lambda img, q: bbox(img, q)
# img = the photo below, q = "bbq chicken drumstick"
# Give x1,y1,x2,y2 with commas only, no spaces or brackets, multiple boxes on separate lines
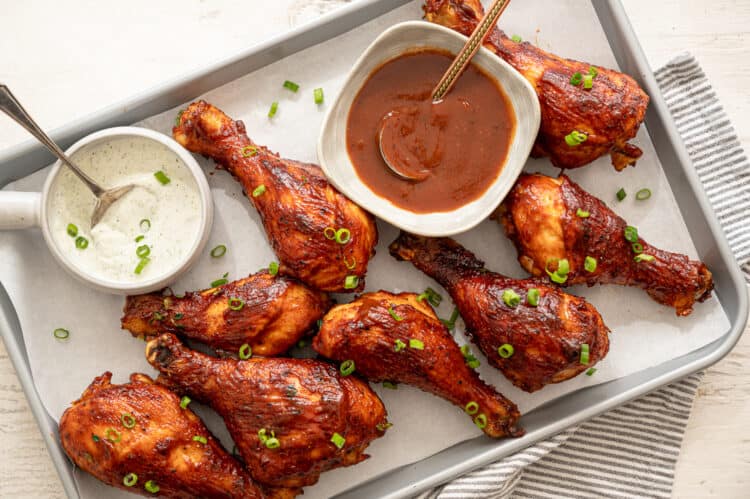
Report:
146,333,388,492
122,270,331,355
424,0,649,170
497,173,714,316
59,372,275,499
314,291,523,438
174,101,377,292
390,234,610,393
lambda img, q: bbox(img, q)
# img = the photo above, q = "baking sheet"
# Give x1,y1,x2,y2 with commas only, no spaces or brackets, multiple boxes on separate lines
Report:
0,1,731,498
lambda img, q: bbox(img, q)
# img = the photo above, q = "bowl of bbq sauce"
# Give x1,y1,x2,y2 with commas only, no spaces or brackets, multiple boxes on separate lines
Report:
318,21,540,236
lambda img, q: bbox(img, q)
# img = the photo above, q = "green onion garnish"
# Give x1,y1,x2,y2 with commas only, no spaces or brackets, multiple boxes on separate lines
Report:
121,413,136,429
441,307,460,330
584,256,597,273
105,428,121,443
416,287,443,307
239,343,252,360
123,473,138,487
313,87,324,105
335,228,351,244
586,367,597,376
343,275,359,289
393,339,406,352
211,245,227,258
464,401,479,415
192,435,207,445
564,130,588,146
636,188,652,200
624,226,639,243
634,254,655,262
265,437,280,449
511,34,522,42
343,256,357,270
576,208,590,218
376,422,393,432
583,74,593,89
388,306,403,321
545,258,570,284
616,188,627,201
135,235,145,243
175,109,184,127
144,480,160,494
283,80,300,92
632,242,644,254
66,223,78,237
409,338,425,350
502,289,521,307
460,345,480,369
589,66,599,77
140,219,151,232
383,381,398,389
242,145,258,157
323,227,336,240
136,245,150,258
180,396,191,409
268,101,279,118
526,288,540,306
330,432,346,449
134,257,151,275
340,359,355,376
258,428,269,443
154,170,171,185
53,328,70,340
580,343,590,364
228,297,245,311
268,261,279,276
174,312,183,320
92,434,99,442
474,413,488,429
211,272,229,287
570,72,583,86
75,236,88,250
498,343,515,358
252,185,267,197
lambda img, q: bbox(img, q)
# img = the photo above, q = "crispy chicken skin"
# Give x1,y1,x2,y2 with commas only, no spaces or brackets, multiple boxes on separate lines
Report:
173,101,378,292
497,173,714,316
122,271,331,355
314,291,523,438
58,372,271,499
423,0,649,170
146,333,388,491
389,234,610,392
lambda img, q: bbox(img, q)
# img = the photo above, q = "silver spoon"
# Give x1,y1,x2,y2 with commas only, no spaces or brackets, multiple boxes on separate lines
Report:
378,0,511,180
0,84,134,228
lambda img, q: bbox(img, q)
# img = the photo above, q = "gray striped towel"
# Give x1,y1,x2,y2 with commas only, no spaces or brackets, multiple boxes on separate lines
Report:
418,53,750,499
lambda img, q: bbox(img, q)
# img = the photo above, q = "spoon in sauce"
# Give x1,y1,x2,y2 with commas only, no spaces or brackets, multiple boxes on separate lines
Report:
377,0,511,181
0,85,134,228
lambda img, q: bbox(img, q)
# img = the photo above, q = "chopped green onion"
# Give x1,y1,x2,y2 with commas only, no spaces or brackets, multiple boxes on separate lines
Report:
123,473,138,487
576,208,590,218
388,306,403,321
75,236,88,249
343,256,357,270
192,435,207,445
135,235,145,243
586,367,597,376
409,338,425,350
580,343,590,365
584,256,597,273
441,307,460,330
136,245,150,258
460,345,480,369
474,413,488,429
564,130,588,146
144,480,160,494
265,437,280,449
268,101,279,118
134,257,151,275
343,275,359,290
631,242,644,254
242,145,258,157
526,288,540,306
416,287,443,307
624,226,639,243
66,223,78,237
105,428,121,443
313,87,324,105
258,428,269,443
636,188,652,200
228,297,245,311
140,219,151,232
498,343,515,358
211,245,227,258
502,289,521,307
393,339,406,352
570,72,583,86
616,188,627,201
583,74,593,89
634,254,655,262
252,184,267,197
211,272,229,287
545,258,570,284
383,381,398,389
92,434,100,442
53,328,70,340
335,228,351,244
376,422,393,432
511,34,522,43
154,170,171,185
589,66,599,77
330,432,346,449
174,313,184,320
175,109,184,127
283,80,300,92
340,359,355,376
323,227,336,240
121,413,136,429
268,261,279,276
239,343,252,360
467,358,480,369
180,396,191,409
464,401,479,415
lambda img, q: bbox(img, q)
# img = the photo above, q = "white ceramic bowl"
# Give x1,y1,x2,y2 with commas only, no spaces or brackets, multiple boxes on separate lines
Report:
318,21,540,236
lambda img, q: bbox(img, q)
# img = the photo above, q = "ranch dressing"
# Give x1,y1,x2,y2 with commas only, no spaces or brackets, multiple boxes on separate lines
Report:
47,136,202,283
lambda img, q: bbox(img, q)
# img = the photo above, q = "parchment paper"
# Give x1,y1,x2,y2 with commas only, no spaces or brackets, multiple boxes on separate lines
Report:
0,1,731,498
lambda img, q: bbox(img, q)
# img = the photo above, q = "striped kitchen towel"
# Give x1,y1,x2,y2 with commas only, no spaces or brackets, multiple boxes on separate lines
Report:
418,54,750,499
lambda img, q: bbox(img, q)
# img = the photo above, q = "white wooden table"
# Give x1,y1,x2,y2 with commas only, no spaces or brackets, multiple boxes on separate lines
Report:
1,1,748,497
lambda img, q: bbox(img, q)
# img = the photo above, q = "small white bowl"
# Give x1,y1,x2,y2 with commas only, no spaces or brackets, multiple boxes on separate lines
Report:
318,21,540,237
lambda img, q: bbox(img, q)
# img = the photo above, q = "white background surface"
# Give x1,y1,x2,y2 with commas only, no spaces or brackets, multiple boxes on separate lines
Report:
0,1,749,497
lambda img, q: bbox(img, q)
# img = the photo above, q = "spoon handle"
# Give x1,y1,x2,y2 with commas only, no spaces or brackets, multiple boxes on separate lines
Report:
431,0,511,101
0,84,104,196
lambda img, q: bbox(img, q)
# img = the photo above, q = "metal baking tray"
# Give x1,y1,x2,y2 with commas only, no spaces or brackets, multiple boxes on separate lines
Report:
0,1,746,498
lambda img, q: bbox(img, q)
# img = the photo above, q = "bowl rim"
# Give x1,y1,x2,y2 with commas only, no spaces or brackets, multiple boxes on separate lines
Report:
317,20,541,237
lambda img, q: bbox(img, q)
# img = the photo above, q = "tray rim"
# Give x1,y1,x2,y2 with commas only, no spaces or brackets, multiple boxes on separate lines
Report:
0,1,746,498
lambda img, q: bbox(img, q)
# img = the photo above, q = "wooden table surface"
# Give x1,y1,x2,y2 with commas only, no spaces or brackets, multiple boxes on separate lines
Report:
0,1,748,497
